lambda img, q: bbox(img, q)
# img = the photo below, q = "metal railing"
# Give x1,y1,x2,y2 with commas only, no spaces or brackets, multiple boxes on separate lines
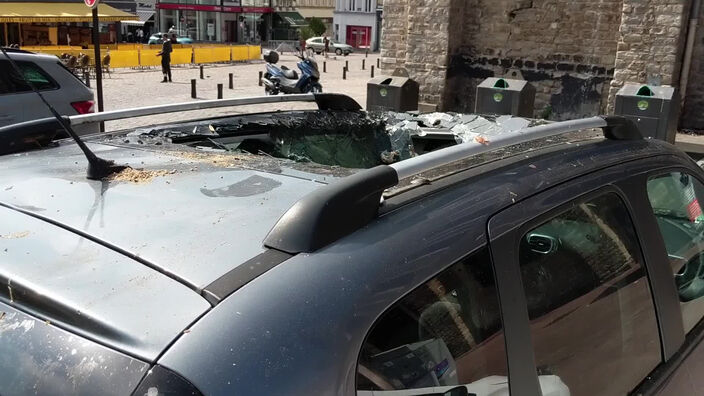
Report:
68,94,318,126
390,116,613,180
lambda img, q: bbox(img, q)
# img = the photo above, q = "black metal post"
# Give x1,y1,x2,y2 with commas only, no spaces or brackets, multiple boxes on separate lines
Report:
217,83,223,99
228,73,233,89
91,7,103,131
366,49,368,57
258,71,263,86
191,79,196,98
377,58,380,68
343,67,346,80
371,65,374,78
323,61,326,73
362,59,365,70
200,65,204,79
84,71,90,87
345,60,348,70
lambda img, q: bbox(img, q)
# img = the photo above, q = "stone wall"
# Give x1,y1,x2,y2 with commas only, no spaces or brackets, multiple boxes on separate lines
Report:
381,0,703,127
446,0,622,119
607,0,690,113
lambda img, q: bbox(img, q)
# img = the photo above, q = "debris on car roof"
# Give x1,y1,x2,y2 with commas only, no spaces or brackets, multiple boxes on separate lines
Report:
107,110,551,171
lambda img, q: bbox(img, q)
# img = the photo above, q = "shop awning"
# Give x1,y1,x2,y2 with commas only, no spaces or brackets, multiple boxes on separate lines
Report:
274,12,307,27
121,10,154,25
0,3,139,23
297,7,333,20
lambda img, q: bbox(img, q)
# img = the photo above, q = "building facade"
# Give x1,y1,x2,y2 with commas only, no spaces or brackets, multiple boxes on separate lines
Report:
296,0,334,35
380,0,704,130
156,0,274,43
333,0,379,50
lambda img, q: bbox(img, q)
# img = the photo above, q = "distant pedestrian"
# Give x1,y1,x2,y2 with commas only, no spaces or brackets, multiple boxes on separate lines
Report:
136,28,144,43
156,33,172,83
323,36,330,58
299,37,306,56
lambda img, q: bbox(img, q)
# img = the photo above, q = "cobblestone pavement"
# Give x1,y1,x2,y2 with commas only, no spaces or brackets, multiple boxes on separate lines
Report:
102,52,379,131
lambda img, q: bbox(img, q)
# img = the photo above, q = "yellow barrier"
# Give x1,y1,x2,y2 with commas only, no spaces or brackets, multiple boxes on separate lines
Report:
117,43,140,50
139,49,162,67
108,49,140,68
170,48,193,65
193,48,211,64
247,45,261,60
28,44,260,69
231,45,249,61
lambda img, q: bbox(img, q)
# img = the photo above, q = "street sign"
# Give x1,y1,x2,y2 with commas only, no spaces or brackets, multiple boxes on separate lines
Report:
85,0,99,9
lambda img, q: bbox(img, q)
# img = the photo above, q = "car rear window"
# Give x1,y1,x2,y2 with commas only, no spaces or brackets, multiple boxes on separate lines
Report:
357,247,507,394
647,171,704,333
0,60,59,93
519,192,660,396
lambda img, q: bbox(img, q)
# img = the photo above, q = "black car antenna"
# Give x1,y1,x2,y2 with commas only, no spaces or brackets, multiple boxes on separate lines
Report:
0,46,126,180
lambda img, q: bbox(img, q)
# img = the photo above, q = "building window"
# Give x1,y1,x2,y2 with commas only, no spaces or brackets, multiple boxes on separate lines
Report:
519,193,660,395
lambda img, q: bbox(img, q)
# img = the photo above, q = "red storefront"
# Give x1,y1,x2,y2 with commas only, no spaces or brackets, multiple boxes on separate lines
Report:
346,25,370,48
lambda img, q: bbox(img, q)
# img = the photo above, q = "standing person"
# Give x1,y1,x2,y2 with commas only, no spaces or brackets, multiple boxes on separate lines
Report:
323,35,330,58
156,33,173,83
136,28,144,43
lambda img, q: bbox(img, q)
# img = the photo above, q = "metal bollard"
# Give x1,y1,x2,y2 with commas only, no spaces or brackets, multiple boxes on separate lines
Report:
84,71,90,88
345,60,348,70
228,73,233,89
323,61,326,73
217,84,223,99
258,71,263,86
362,59,365,70
200,65,204,79
366,49,369,58
377,58,380,68
191,79,197,99
371,65,374,78
343,67,346,80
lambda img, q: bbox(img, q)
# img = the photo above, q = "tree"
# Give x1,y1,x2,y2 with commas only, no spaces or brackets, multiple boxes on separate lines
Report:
299,26,315,41
308,17,327,37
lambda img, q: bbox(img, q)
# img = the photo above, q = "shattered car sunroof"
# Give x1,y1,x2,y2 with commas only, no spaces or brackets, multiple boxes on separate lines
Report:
100,110,574,173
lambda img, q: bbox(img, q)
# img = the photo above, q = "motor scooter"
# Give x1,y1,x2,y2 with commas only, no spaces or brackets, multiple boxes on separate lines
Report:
261,50,322,95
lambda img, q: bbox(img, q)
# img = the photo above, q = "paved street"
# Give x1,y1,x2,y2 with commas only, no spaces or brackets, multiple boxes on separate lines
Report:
102,52,378,131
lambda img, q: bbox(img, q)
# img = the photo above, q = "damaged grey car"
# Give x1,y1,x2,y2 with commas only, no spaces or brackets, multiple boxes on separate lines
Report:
3,91,704,396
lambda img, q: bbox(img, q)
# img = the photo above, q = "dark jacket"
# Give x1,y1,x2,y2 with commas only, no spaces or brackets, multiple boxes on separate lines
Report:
161,40,173,61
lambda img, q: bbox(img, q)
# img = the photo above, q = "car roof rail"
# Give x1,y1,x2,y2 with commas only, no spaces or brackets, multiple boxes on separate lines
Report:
264,115,641,253
67,93,361,126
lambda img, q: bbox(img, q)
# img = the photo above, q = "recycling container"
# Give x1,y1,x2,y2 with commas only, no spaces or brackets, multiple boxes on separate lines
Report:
614,84,679,143
367,76,419,112
475,77,536,117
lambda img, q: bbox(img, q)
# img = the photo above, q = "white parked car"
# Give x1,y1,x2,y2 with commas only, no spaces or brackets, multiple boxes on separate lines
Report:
306,37,354,56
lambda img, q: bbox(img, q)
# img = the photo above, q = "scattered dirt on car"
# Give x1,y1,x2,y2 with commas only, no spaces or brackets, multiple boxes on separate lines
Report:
1,231,30,239
170,152,248,168
108,168,173,183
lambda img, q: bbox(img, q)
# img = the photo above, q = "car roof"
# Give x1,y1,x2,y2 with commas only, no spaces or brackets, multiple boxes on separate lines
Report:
1,51,61,63
0,141,347,290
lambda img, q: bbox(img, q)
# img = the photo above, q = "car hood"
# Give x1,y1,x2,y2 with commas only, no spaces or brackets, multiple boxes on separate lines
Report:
0,142,340,290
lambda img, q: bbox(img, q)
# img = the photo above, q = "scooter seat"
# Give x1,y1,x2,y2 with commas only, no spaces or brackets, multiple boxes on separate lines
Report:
280,66,298,79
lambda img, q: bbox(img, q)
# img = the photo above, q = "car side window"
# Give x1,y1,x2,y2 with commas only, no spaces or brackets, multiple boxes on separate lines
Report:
356,247,507,395
0,60,57,93
647,171,704,333
519,193,660,396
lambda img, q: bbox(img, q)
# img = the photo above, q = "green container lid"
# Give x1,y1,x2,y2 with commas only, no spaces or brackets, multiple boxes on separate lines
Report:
636,85,654,97
493,78,509,89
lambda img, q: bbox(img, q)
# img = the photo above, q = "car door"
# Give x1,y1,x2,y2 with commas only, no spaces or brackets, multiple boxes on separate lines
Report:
487,157,685,396
0,59,60,127
0,60,21,126
629,164,704,394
